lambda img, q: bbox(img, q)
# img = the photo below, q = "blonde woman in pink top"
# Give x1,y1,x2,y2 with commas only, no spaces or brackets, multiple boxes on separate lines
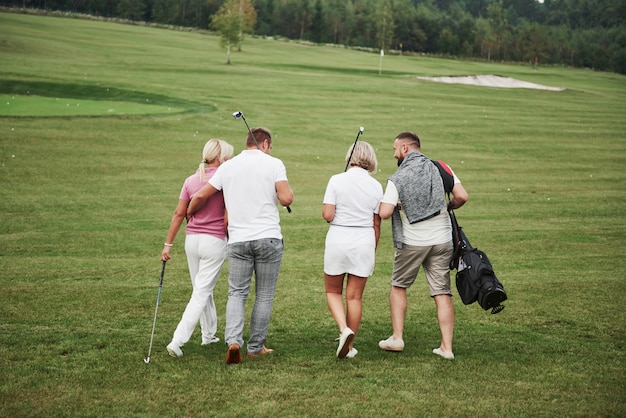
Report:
161,139,234,358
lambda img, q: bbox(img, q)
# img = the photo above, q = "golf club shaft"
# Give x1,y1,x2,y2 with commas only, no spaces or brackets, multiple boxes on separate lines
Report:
240,115,262,150
144,260,166,363
344,128,364,172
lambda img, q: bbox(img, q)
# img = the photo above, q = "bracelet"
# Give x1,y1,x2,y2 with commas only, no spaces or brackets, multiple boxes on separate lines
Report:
164,243,173,247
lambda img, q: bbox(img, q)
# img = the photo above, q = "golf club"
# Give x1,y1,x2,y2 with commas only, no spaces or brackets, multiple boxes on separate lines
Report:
143,260,166,364
232,111,292,213
232,111,260,149
344,126,365,172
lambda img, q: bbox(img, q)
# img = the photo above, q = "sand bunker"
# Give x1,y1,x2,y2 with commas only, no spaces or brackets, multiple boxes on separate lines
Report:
417,75,564,91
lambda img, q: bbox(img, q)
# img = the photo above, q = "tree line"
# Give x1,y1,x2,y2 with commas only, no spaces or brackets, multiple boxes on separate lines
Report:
5,0,626,74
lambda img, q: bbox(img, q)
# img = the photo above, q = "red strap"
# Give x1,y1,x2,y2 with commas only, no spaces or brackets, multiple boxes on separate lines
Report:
437,160,454,177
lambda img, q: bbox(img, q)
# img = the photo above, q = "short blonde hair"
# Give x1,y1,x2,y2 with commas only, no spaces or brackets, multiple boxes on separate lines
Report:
345,141,378,173
199,139,234,180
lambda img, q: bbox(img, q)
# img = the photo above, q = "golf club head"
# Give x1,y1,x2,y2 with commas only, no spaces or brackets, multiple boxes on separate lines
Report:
359,126,364,133
233,110,254,139
143,357,150,364
491,304,505,314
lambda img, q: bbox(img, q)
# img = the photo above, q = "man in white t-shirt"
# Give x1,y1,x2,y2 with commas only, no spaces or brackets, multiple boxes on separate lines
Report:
188,127,294,364
378,131,468,360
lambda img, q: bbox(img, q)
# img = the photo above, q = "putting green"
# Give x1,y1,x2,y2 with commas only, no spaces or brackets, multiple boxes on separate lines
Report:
0,94,183,117
0,80,216,118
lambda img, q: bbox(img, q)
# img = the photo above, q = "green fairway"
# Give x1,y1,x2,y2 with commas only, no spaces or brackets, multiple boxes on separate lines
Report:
1,11,625,417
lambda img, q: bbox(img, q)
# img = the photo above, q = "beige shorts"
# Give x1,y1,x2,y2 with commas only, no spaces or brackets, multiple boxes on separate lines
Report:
390,242,454,296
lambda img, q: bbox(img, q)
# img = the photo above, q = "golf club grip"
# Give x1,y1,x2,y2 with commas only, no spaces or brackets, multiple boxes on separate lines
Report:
160,260,166,284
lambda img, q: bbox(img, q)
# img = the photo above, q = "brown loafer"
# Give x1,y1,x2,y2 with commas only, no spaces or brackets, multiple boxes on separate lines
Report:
226,343,242,364
246,346,274,357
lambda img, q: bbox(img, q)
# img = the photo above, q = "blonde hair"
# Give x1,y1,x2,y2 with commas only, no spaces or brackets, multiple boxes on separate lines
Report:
198,139,234,180
345,141,378,173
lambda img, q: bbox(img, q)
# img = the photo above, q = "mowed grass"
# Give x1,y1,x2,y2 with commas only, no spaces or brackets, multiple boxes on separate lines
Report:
0,94,181,116
1,11,625,417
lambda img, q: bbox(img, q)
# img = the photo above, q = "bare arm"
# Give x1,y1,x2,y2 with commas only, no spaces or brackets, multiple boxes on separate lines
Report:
373,213,381,249
161,199,188,261
379,202,396,220
224,208,229,238
322,204,335,223
187,182,219,218
276,180,294,207
447,183,469,211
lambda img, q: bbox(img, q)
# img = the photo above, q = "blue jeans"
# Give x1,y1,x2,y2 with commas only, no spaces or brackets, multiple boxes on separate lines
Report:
225,238,284,354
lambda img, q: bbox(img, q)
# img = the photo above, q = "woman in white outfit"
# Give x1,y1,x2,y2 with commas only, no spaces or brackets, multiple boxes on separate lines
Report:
322,141,383,359
161,139,234,357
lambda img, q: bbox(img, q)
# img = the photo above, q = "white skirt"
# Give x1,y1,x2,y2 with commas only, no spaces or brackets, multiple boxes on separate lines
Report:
324,225,376,277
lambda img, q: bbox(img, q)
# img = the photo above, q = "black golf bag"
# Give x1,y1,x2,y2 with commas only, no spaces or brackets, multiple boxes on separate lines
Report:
451,215,507,314
432,159,507,314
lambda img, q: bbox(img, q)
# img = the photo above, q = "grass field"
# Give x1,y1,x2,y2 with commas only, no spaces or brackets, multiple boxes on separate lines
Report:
1,11,625,417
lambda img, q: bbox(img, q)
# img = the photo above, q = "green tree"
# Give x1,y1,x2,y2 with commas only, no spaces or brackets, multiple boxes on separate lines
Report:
253,0,275,35
450,4,476,56
309,0,323,42
547,25,573,64
151,0,171,23
323,0,351,44
608,26,626,74
415,2,443,53
350,0,377,48
487,0,508,59
438,27,459,55
375,0,394,52
295,0,313,40
211,0,256,63
237,0,257,51
116,0,146,20
475,17,495,60
513,20,548,63
392,0,418,52
271,0,312,40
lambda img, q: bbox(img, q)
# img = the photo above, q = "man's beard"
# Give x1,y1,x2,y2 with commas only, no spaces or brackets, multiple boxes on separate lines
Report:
397,157,404,167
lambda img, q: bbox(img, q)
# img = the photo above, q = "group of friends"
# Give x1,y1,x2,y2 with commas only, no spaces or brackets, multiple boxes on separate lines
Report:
160,127,468,364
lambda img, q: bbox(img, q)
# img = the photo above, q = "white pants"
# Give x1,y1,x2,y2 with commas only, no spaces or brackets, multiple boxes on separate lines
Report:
171,234,227,346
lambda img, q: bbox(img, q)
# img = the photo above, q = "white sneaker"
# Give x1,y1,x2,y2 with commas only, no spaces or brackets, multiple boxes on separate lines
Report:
201,336,220,346
378,336,404,352
166,342,183,357
346,347,358,359
336,327,355,358
432,347,454,360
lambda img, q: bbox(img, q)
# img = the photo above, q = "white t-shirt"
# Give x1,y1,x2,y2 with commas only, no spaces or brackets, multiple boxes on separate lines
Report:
323,167,383,227
381,174,458,246
209,149,288,243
